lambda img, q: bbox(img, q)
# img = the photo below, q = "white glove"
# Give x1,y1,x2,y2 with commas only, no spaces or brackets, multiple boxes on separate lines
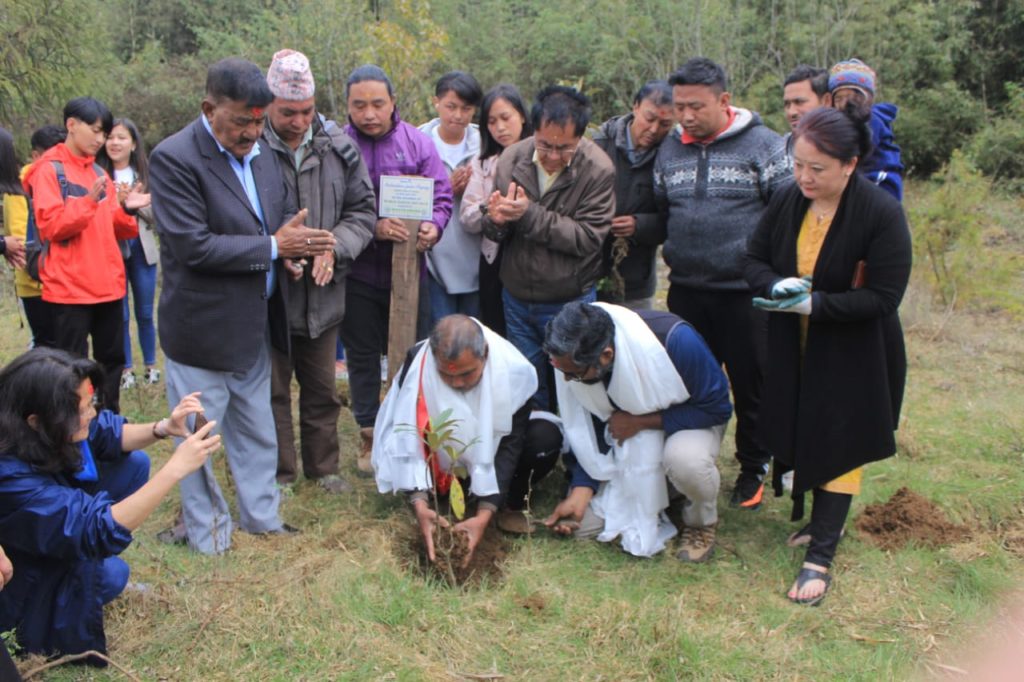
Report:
771,276,812,299
753,292,812,316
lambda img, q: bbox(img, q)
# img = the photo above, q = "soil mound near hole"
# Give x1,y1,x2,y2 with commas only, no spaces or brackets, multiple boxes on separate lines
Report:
855,486,969,550
404,523,510,587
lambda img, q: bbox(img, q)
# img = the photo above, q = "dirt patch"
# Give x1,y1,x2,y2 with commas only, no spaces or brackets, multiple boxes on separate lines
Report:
515,593,547,613
855,487,970,550
406,523,510,588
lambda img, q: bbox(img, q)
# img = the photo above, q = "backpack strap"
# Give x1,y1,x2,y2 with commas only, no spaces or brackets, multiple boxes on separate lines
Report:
51,160,69,200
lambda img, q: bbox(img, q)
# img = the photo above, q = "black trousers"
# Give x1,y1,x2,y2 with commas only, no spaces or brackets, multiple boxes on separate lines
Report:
504,418,563,511
478,251,506,338
805,488,852,569
667,285,771,474
339,278,430,428
21,295,57,348
51,299,125,413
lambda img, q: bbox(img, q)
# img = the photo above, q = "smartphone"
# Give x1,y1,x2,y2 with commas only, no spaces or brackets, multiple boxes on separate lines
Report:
193,412,209,435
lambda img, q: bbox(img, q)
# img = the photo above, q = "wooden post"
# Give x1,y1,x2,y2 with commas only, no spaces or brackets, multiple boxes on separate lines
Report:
386,219,421,385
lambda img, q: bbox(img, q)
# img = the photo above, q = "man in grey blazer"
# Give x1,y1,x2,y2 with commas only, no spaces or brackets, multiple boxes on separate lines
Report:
149,57,336,554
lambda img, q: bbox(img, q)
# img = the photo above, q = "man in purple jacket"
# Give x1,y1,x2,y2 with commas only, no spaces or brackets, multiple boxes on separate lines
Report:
340,64,453,473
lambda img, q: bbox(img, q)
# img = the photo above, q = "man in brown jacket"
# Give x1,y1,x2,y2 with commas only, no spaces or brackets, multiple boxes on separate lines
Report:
262,50,376,493
482,85,614,410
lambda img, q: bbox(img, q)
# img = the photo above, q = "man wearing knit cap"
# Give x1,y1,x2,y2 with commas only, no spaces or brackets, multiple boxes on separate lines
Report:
828,58,904,201
262,49,376,494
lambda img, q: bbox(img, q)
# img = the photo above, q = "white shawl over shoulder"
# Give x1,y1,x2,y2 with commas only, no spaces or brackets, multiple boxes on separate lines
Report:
555,303,689,557
372,320,538,497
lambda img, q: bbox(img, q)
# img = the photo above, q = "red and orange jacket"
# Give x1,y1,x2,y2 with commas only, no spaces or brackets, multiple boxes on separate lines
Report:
23,143,138,304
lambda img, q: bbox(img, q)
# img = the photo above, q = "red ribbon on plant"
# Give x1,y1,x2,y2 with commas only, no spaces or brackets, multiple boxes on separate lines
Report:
417,353,452,494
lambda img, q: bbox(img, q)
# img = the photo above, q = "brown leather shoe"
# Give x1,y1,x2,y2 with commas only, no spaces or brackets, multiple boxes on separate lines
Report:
356,427,374,476
496,509,534,535
156,512,187,546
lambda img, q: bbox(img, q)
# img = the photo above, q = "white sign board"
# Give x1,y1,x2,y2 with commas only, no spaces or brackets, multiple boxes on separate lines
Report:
378,175,435,221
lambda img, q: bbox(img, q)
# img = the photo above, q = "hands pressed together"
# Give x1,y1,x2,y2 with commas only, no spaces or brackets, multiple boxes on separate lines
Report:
486,182,529,226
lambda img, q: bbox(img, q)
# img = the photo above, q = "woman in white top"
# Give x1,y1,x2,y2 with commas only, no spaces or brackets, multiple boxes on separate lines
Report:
97,118,158,388
459,84,532,336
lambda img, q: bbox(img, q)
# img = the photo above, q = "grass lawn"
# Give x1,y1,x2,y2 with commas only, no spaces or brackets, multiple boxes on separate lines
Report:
2,182,1023,680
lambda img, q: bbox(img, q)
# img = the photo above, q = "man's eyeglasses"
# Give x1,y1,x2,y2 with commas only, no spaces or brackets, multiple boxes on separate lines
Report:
535,141,579,160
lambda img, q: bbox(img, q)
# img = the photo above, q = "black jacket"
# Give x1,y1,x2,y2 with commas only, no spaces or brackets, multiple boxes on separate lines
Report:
745,174,911,494
592,114,665,302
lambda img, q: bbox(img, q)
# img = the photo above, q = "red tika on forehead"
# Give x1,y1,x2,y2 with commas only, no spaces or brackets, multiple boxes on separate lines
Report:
85,380,94,395
251,106,264,118
447,362,457,372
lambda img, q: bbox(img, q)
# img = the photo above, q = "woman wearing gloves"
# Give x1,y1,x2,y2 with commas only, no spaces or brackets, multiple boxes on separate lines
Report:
745,106,911,606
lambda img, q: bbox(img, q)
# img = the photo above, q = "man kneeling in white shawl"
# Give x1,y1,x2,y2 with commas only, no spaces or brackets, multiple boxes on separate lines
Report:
543,302,733,560
373,315,564,563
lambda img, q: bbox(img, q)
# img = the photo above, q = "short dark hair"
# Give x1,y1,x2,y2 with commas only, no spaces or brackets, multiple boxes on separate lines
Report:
435,71,483,107
668,57,729,93
63,97,114,135
543,302,615,369
206,57,274,107
30,125,66,153
0,127,24,196
96,118,149,188
784,65,829,98
633,80,673,107
531,86,591,137
0,348,104,475
478,84,532,160
430,314,487,361
345,64,395,99
794,106,873,165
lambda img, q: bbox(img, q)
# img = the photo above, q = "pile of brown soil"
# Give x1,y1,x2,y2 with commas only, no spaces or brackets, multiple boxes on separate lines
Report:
855,486,970,550
410,524,510,588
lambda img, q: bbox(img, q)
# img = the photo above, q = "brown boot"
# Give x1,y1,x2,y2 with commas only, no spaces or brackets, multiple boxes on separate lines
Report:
356,427,374,476
675,523,717,563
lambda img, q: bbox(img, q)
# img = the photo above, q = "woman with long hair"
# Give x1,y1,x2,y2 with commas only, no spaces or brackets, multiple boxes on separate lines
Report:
97,117,159,388
745,106,911,605
459,84,533,336
0,348,218,662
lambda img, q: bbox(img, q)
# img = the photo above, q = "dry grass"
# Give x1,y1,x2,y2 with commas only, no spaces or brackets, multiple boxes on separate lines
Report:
3,182,1024,680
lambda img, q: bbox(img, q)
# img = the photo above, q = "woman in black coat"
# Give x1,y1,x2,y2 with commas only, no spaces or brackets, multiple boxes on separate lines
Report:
745,107,911,606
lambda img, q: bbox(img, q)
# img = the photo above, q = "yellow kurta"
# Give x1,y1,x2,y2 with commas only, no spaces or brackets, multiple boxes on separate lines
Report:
796,209,862,496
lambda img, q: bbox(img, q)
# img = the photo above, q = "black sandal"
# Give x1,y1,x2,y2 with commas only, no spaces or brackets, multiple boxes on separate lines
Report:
788,566,831,606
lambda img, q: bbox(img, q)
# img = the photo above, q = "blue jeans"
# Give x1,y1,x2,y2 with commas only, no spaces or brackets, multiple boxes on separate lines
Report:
428,273,480,327
123,239,157,368
82,450,150,602
502,287,596,411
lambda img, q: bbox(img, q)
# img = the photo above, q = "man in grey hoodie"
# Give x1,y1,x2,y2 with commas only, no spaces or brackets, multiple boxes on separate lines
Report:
654,57,790,514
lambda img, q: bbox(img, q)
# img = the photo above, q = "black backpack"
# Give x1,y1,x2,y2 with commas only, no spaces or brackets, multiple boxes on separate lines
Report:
24,160,105,282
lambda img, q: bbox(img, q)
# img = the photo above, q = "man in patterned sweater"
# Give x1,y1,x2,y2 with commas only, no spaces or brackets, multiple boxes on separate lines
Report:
654,57,790,513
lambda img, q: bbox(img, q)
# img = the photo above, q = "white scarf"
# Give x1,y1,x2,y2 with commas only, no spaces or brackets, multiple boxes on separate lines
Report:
555,303,689,557
372,320,538,497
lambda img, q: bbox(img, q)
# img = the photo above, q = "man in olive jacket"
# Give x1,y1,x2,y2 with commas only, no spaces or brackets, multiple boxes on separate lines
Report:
482,85,615,410
261,50,376,494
